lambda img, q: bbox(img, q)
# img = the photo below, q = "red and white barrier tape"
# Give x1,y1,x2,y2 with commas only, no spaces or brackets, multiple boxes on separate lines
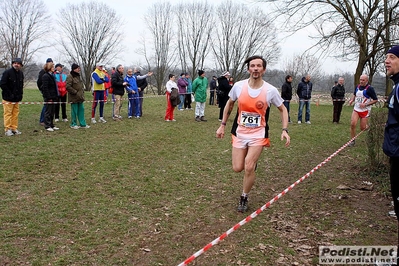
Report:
0,94,164,105
177,129,366,266
0,95,385,105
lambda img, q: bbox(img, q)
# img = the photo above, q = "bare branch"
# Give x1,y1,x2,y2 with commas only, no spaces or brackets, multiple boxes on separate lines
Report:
0,0,51,68
56,1,124,90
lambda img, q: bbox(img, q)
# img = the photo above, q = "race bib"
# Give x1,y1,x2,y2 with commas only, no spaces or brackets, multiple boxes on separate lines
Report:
355,96,363,103
240,111,261,127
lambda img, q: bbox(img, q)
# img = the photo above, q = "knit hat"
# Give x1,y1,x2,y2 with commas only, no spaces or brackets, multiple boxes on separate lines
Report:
12,58,23,66
55,63,63,68
96,62,104,67
221,71,230,76
46,58,53,63
71,63,80,70
198,69,204,76
387,45,399,58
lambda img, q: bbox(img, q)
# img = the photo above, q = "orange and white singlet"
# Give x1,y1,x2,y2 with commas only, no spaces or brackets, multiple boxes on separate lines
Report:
230,81,271,147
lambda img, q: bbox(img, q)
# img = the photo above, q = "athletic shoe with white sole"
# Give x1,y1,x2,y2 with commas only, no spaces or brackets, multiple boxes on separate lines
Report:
12,129,22,135
5,129,13,136
99,117,107,123
91,118,97,124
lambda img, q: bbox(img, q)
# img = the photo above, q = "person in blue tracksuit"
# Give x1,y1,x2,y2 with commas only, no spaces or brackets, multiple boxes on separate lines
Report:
125,68,153,118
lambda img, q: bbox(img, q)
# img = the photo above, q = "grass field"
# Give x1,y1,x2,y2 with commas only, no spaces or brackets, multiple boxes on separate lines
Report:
0,88,396,265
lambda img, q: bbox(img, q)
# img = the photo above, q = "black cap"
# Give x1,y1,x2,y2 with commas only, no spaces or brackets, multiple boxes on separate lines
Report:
12,58,23,66
55,63,64,68
46,58,53,63
71,63,80,70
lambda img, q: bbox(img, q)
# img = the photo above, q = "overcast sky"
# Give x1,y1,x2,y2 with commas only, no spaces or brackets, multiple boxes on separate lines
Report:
39,0,356,75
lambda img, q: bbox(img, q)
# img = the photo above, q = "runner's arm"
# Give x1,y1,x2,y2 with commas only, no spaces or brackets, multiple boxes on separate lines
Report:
277,104,290,147
216,98,235,139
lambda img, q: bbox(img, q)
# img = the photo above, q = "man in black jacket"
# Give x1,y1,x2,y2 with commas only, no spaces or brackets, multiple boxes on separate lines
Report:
383,45,399,254
209,76,218,105
37,58,53,125
331,77,346,123
217,71,232,121
1,58,24,136
297,74,313,124
111,64,127,120
281,75,293,123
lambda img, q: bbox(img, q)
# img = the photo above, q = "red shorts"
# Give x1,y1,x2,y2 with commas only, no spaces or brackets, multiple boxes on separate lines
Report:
355,110,370,118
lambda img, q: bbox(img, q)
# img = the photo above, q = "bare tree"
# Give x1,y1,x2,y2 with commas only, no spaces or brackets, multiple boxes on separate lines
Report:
283,53,324,90
145,2,175,94
212,0,280,81
135,35,156,94
0,0,51,69
56,2,123,90
257,0,399,91
175,2,214,79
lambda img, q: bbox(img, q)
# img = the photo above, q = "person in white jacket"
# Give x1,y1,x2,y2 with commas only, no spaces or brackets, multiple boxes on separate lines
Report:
164,74,177,121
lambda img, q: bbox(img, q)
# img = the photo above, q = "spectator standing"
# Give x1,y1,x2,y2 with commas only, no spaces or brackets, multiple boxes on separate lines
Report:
125,68,140,119
216,55,290,212
331,77,346,123
134,67,150,117
164,74,177,121
184,73,193,110
37,58,53,125
281,75,293,123
111,64,127,120
1,58,24,136
103,68,111,103
177,73,188,111
110,67,116,117
382,45,399,250
126,68,153,118
348,74,378,146
41,62,60,132
297,74,313,124
217,71,232,121
331,80,338,90
209,75,218,105
54,63,68,122
66,63,90,129
192,70,208,122
91,63,109,124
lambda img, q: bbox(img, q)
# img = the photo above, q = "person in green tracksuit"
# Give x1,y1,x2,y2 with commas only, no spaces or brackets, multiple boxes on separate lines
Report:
192,69,208,122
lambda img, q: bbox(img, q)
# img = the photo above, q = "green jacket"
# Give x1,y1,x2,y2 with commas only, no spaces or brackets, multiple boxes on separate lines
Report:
192,76,208,103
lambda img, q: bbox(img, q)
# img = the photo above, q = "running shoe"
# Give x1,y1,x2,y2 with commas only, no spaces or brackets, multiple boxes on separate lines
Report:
237,196,248,213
